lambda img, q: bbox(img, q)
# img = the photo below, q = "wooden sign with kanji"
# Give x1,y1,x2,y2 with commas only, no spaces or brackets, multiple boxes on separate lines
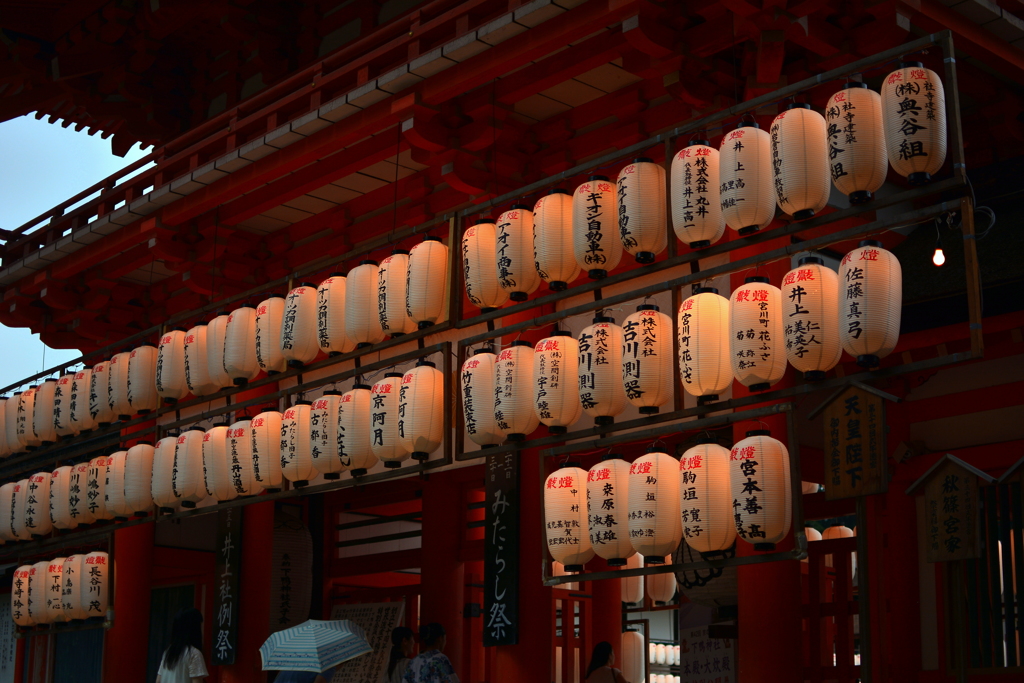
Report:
907,454,994,563
823,385,888,500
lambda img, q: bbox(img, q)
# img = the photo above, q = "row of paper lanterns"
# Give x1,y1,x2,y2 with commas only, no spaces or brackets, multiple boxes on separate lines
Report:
10,552,109,626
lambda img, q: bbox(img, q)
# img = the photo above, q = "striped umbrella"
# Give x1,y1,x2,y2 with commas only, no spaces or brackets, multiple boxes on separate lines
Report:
260,619,372,672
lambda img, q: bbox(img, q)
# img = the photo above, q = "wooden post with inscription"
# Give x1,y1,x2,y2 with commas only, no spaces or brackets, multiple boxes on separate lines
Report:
821,384,889,500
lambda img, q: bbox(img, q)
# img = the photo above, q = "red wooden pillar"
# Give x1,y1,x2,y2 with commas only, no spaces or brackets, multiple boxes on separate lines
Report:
104,522,154,681
587,560,623,659
420,470,465,671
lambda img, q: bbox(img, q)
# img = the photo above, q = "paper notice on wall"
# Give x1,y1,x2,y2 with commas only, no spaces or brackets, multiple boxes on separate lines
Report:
329,602,404,683
679,626,735,683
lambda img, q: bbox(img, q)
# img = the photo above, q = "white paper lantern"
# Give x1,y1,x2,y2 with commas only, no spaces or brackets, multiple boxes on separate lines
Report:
4,393,22,454
18,386,42,447
68,461,95,525
679,441,736,553
627,452,682,559
46,558,66,623
617,158,667,263
655,645,666,666
311,392,344,479
184,324,219,397
51,373,76,438
839,241,902,368
622,305,673,414
370,373,410,468
621,631,645,683
533,332,581,434
671,141,725,248
127,344,160,413
578,317,626,425
544,465,594,571
770,104,830,219
882,62,946,184
204,313,234,390
281,401,316,485
494,342,540,441
399,361,444,461
0,398,9,458
621,552,644,604
107,351,133,420
173,427,207,507
346,261,386,347
648,642,657,665
647,559,677,604
782,257,841,380
81,551,109,618
156,329,190,401
11,478,31,540
89,361,115,424
822,525,856,571
12,565,34,625
250,409,284,491
281,284,320,366
316,275,355,356
61,555,86,620
533,189,579,291
572,176,622,279
151,433,181,513
50,466,74,530
227,419,262,496
339,385,376,475
551,561,579,591
29,561,50,624
377,252,418,337
731,430,792,549
68,371,96,433
678,289,732,402
496,205,539,302
203,424,237,501
24,471,53,537
103,450,132,519
729,277,786,391
33,379,58,444
826,83,887,204
84,455,111,520
461,349,502,447
224,305,261,384
123,442,155,515
407,237,449,329
720,122,775,235
462,221,509,311
587,456,634,565
256,295,288,374
0,482,16,541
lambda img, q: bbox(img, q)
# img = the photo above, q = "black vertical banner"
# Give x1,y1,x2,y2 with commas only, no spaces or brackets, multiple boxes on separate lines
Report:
212,507,243,665
483,450,518,647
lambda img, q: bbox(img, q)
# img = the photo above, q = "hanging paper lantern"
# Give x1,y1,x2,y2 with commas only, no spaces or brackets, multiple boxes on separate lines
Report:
617,158,667,264
250,409,284,492
496,204,539,302
68,461,95,526
25,471,53,537
281,284,320,367
770,104,830,220
88,361,115,424
29,561,50,624
52,373,76,438
4,393,22,454
339,385,376,476
621,631,646,683
12,565,34,626
107,351,133,420
882,62,946,184
578,317,626,425
184,324,219,397
86,455,113,521
398,361,444,462
33,379,58,444
647,559,677,605
679,440,736,553
46,558,67,623
311,392,344,479
69,371,96,433
494,342,540,441
544,464,594,571
782,257,841,380
462,220,509,311
151,433,181,513
103,450,132,519
572,176,622,279
655,645,666,666
223,305,261,384
173,427,207,508
203,424,237,501
18,387,42,447
671,141,725,248
407,236,450,329
0,482,15,541
622,305,673,414
677,289,731,403
461,348,502,447
256,295,288,374
802,527,823,563
50,466,74,530
370,373,410,468
205,312,234,390
123,442,155,515
533,189,579,291
126,344,160,413
346,261,386,347
156,329,189,401
839,241,902,368
621,552,644,604
731,430,792,550
826,83,887,204
729,277,786,391
822,525,856,572
227,419,261,496
533,332,582,435
0,398,9,458
378,251,418,336
81,551,110,618
61,555,86,620
316,275,355,356
11,479,31,540
587,456,634,565
281,401,316,486
720,122,775,235
627,451,682,559
551,561,579,591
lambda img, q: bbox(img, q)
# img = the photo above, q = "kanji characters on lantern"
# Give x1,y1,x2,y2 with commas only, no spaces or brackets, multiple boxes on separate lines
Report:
882,62,946,184
839,241,902,367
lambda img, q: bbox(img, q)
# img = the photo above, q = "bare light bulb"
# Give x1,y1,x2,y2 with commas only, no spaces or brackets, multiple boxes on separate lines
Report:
932,236,945,266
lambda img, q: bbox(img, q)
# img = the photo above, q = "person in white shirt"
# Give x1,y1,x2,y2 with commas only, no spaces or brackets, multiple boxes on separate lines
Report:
155,608,209,683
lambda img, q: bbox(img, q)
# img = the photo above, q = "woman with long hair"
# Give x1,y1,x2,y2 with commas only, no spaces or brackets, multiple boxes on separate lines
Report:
584,641,630,683
382,626,414,683
155,608,209,683
402,623,459,683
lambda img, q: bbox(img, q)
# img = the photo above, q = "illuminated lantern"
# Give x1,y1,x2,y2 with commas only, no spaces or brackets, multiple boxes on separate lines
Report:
227,419,261,496
223,305,261,384
802,528,822,563
12,565,34,625
533,332,581,435
378,251,418,336
495,205,539,302
50,467,75,530
627,451,682,559
617,158,667,264
462,348,502,447
18,386,42,447
281,284,320,367
61,555,86,620
494,342,540,441
823,524,856,571
543,464,594,571
281,401,316,486
826,83,887,204
533,189,579,291
250,409,284,492
587,456,634,565
81,552,110,618
339,384,376,476
11,479,31,540
310,392,344,479
678,289,731,403
68,462,94,525
107,351,133,420
33,379,58,444
256,295,288,374
0,398,9,457
729,277,786,391
399,361,444,461
184,324,219,397
103,450,132,519
782,257,841,380
882,62,946,184
622,305,673,414
839,241,902,368
647,560,677,605
151,433,181,513
730,430,792,550
671,141,725,248
462,220,509,312
621,552,644,604
70,371,96,433
572,176,621,279
370,373,410,468
29,562,50,624
4,393,22,454
578,317,626,425
407,237,450,329
206,312,234,389
89,361,115,424
156,329,189,401
127,344,160,413
46,558,66,622
656,645,666,666
123,442,155,515
622,631,645,683
720,122,774,235
679,440,736,553
172,426,207,508
203,423,237,501
52,373,76,438
0,482,15,542
25,471,53,537
316,275,355,356
85,456,113,523
345,261,386,347
770,104,830,219
552,561,578,591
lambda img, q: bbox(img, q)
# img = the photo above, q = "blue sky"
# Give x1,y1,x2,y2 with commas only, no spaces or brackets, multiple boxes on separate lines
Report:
0,116,148,391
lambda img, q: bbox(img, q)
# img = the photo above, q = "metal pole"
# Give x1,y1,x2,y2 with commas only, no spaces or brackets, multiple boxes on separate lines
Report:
856,496,872,682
